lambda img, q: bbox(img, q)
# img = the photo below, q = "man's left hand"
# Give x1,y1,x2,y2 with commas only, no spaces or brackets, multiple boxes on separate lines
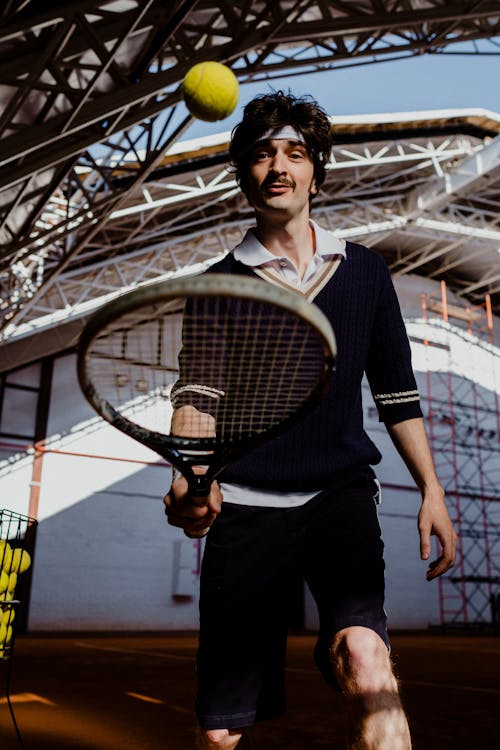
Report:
418,485,457,581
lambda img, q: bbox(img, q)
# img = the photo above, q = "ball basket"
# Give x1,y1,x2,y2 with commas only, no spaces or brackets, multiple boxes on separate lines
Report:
0,509,37,660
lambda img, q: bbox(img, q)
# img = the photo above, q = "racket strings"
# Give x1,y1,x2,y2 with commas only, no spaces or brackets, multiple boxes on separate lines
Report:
84,294,328,445
204,299,325,440
86,301,185,435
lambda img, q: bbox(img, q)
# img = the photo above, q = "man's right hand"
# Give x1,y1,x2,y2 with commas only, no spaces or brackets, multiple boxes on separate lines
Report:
163,471,223,538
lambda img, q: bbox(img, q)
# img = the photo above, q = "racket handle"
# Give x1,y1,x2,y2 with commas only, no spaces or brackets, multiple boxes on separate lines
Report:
171,465,213,500
189,474,214,499
187,477,216,538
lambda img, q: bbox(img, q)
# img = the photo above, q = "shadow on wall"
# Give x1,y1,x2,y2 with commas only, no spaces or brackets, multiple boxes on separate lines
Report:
27,465,202,632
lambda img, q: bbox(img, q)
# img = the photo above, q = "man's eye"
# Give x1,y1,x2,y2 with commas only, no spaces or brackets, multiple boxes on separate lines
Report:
289,152,304,160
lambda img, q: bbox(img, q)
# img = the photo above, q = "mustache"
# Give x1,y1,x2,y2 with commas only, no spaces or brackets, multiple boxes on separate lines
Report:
262,175,295,189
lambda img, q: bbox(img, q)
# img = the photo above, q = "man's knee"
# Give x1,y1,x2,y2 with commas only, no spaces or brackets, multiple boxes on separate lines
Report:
332,626,396,694
331,628,411,748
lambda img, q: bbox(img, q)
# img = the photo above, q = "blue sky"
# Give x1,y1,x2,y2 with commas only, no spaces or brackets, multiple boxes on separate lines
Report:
183,50,500,140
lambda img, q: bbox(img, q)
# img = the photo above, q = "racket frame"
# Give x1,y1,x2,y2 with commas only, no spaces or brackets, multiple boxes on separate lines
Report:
77,274,336,494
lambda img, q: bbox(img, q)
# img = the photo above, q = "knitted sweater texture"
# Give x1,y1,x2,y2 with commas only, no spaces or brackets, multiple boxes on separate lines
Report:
202,241,422,491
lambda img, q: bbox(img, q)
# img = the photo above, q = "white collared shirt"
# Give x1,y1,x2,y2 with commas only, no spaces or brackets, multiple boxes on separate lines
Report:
233,219,346,289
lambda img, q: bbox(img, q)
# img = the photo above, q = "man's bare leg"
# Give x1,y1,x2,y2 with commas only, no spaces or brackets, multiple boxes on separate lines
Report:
332,626,412,750
197,728,254,749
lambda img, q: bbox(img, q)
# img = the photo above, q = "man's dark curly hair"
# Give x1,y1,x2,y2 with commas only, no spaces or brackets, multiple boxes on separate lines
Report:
229,91,332,198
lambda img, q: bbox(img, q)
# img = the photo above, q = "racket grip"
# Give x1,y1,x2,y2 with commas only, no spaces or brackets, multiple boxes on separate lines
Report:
189,474,214,499
172,466,212,500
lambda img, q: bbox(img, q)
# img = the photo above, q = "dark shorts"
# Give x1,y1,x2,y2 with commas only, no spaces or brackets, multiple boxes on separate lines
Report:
195,468,388,730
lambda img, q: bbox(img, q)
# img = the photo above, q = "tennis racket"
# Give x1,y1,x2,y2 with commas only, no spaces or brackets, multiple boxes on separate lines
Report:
77,273,336,497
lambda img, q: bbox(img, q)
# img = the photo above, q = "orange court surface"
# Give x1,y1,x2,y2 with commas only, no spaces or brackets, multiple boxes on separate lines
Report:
0,632,499,749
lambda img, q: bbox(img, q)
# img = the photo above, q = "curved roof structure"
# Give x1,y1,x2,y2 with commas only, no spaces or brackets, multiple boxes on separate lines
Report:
1,1,500,367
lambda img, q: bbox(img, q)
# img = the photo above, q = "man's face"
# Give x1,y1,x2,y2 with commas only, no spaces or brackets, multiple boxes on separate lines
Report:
246,138,317,220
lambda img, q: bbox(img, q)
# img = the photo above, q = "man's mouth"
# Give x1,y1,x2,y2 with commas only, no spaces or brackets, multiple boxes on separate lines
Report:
263,179,295,193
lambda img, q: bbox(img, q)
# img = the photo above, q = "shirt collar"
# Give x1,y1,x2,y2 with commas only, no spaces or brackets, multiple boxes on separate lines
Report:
233,220,346,268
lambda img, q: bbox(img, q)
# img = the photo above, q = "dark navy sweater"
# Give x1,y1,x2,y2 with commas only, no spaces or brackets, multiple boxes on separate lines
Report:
200,241,422,491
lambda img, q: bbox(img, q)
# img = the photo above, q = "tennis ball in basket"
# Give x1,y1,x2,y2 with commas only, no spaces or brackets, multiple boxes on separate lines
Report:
11,548,31,574
0,541,13,571
182,62,239,122
7,572,17,593
0,570,8,594
0,622,12,648
1,606,14,626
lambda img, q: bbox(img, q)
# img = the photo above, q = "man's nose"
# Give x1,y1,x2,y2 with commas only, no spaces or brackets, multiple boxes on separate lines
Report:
269,152,288,173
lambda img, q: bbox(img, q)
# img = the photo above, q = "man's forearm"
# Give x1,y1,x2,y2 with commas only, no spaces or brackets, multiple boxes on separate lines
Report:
387,417,457,579
386,417,442,493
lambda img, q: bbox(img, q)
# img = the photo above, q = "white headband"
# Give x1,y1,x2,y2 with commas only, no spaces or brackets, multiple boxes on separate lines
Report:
255,125,306,144
253,125,324,161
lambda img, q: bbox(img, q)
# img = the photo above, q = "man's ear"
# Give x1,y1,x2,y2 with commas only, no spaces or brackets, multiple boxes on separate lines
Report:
310,178,318,196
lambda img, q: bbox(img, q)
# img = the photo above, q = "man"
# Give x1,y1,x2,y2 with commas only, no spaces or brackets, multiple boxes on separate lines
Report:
164,92,456,750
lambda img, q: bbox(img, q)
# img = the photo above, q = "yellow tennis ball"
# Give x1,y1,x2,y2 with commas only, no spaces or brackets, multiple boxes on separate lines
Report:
0,570,8,594
1,606,14,626
8,572,17,593
0,623,13,648
0,541,13,572
182,61,239,122
0,620,8,646
12,548,31,575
